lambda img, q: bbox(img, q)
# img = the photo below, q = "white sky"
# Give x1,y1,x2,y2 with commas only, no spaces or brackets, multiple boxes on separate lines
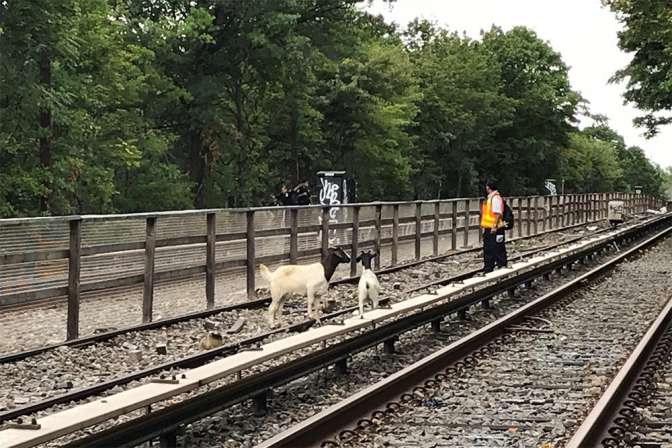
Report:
365,0,672,169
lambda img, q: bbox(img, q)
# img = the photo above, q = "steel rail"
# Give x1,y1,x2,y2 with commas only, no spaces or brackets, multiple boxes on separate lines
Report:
57,218,669,448
0,223,618,423
257,224,672,448
0,218,606,365
566,294,672,447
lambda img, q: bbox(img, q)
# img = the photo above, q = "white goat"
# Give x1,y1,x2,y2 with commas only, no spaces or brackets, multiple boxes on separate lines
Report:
357,251,381,318
260,247,351,327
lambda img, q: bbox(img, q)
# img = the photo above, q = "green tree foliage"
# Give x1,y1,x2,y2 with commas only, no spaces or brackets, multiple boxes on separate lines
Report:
480,27,581,195
663,167,672,199
0,0,191,216
406,22,514,199
583,118,666,196
0,1,666,217
559,132,623,192
604,0,672,136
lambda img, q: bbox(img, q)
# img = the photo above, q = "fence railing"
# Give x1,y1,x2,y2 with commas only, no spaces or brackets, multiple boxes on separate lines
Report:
0,192,663,340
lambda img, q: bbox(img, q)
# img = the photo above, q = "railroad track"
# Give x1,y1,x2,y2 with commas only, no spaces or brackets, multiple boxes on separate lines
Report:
259,224,672,448
1,220,601,362
0,215,663,448
569,271,672,447
0,223,613,425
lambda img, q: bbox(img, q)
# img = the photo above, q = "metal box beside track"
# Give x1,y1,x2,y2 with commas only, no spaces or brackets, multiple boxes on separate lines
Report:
608,200,624,225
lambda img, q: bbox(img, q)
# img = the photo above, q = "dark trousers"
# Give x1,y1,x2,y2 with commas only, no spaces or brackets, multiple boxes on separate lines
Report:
483,229,507,273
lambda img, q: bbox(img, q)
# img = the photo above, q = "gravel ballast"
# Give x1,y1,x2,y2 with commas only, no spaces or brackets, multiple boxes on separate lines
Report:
165,225,672,448
312,235,672,448
0,225,605,415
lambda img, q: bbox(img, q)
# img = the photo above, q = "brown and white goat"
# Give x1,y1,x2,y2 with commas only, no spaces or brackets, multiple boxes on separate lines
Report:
260,247,351,327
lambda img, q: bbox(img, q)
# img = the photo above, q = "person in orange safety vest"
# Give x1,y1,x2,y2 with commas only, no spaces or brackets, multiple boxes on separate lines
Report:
481,180,507,273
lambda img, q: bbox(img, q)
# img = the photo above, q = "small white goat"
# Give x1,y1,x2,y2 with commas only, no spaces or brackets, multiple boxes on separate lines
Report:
357,251,381,318
260,247,351,327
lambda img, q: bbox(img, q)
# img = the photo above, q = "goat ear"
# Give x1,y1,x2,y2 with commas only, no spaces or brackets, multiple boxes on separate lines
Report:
371,252,378,258
356,255,362,262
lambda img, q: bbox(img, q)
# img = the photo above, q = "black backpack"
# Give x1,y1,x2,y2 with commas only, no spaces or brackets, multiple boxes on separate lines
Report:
502,199,514,230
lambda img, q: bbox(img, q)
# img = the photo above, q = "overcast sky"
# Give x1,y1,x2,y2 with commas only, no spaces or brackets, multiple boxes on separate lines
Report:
365,0,672,169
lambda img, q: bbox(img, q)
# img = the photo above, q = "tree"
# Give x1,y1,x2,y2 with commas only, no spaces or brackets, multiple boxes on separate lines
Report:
480,26,582,195
663,166,672,199
0,0,191,217
405,21,513,198
0,1,666,217
617,146,666,197
604,0,672,136
559,132,623,192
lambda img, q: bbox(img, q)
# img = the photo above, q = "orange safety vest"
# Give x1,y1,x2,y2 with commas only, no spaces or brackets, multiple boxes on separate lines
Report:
481,193,501,229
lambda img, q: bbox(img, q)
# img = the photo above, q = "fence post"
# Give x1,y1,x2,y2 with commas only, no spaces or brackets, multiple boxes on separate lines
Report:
321,207,330,258
433,202,440,257
374,204,382,270
391,204,399,266
478,198,484,244
451,201,458,250
586,194,591,223
415,202,422,260
577,194,582,223
246,211,256,300
625,193,629,215
533,196,539,235
541,196,547,232
517,198,523,237
579,194,583,223
351,206,360,277
206,212,216,309
463,199,470,248
571,195,576,225
595,194,599,221
525,197,532,236
143,216,157,323
67,217,82,340
580,194,585,223
290,208,298,264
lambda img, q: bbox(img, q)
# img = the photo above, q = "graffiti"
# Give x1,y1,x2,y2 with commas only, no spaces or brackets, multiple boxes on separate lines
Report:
544,180,557,196
319,177,341,220
318,175,346,246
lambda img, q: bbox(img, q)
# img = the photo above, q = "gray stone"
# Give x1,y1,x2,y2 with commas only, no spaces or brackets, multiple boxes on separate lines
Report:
204,320,219,331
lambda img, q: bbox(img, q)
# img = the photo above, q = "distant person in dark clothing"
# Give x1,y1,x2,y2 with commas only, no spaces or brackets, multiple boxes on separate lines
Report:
294,180,311,205
276,184,297,206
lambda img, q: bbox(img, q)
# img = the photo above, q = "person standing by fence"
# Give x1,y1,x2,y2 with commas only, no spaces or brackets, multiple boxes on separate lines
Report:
276,184,296,206
481,180,508,272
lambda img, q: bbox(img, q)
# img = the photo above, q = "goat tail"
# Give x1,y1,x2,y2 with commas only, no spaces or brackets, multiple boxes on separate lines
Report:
259,264,273,282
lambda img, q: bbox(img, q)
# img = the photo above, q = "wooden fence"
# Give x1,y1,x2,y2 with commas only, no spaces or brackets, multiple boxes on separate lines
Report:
0,192,663,340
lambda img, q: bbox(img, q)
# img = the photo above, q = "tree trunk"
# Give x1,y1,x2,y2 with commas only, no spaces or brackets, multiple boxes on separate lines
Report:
456,170,463,198
39,47,52,212
189,131,206,209
290,107,299,185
